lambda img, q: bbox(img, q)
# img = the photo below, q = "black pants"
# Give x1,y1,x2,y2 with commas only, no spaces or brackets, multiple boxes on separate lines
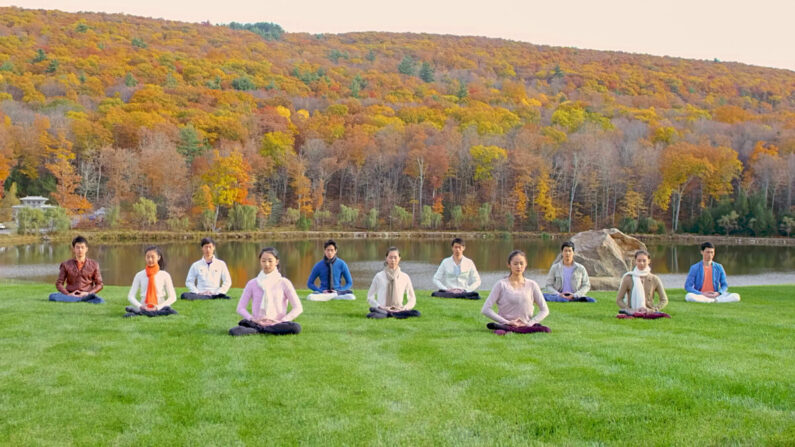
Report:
180,292,231,300
486,322,550,333
124,306,178,317
367,307,421,319
229,319,302,336
431,290,481,299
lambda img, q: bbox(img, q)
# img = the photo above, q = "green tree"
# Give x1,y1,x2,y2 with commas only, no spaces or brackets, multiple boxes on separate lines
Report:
105,206,121,228
478,203,492,229
398,56,416,75
338,204,359,227
131,37,147,48
717,211,739,236
200,209,215,231
780,216,794,237
391,205,412,229
132,197,157,228
366,208,379,230
232,76,255,91
0,182,20,221
45,207,71,233
450,205,463,229
227,22,285,41
45,59,59,73
124,72,138,87
350,75,366,98
17,208,46,234
32,49,47,63
228,204,257,230
177,124,207,163
419,62,434,83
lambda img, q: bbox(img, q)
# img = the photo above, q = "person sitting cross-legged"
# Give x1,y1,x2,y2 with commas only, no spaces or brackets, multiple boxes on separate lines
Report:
181,237,233,300
306,239,355,301
481,250,550,335
229,247,303,336
366,247,420,319
49,235,105,304
124,246,178,317
616,250,670,319
684,242,741,304
431,237,482,299
543,241,596,303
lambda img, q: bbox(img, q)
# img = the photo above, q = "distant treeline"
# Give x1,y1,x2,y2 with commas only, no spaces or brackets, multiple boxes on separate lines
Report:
0,7,792,237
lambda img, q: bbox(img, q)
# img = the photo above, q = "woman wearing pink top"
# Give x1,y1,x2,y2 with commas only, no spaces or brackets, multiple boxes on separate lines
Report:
229,247,303,336
481,250,550,334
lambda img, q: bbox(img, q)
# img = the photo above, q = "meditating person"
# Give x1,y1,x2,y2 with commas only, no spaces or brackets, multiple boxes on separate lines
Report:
616,250,670,319
685,242,741,303
181,237,233,300
543,241,595,302
366,247,420,319
306,239,355,301
125,246,178,317
431,237,482,299
49,235,105,304
481,250,550,334
229,247,303,336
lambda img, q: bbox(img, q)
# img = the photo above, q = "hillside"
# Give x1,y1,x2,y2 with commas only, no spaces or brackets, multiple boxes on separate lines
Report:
0,7,793,235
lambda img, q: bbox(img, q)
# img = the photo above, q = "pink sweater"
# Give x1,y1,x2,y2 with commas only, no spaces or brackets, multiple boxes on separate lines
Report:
481,277,549,325
236,278,302,322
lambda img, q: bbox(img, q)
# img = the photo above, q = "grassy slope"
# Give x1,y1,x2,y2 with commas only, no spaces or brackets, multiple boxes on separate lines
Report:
0,283,792,446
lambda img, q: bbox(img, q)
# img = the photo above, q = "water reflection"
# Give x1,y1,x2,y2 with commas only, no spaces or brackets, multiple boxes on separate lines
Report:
1,239,793,290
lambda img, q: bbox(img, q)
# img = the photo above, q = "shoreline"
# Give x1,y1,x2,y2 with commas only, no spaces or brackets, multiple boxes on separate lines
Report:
1,229,793,247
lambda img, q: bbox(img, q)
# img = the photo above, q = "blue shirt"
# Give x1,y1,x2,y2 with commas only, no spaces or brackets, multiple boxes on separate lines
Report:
684,261,729,295
306,258,354,293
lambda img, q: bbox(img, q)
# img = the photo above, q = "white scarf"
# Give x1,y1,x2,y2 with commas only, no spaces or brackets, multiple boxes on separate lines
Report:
256,270,282,318
623,267,650,311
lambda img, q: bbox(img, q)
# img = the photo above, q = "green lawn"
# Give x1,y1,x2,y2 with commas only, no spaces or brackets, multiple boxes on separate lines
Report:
0,283,793,446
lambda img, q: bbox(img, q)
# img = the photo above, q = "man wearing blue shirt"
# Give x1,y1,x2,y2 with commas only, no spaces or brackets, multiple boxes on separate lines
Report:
306,240,355,301
684,242,741,303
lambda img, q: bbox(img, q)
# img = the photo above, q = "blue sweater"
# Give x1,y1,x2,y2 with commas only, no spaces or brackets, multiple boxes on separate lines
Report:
306,258,353,292
684,261,729,295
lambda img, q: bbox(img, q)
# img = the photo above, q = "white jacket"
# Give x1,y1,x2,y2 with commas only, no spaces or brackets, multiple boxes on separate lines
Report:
432,256,481,292
185,257,232,294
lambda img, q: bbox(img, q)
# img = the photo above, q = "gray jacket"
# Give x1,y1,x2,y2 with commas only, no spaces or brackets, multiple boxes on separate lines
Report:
545,261,591,297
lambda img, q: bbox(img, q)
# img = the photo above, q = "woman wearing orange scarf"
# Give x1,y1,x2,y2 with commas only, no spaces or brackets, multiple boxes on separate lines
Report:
125,246,178,317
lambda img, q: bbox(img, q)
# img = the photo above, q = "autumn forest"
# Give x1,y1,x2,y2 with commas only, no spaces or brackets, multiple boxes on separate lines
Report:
0,7,793,236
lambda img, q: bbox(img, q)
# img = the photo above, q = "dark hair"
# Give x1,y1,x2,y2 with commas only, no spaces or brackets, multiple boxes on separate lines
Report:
324,239,337,250
144,246,166,270
700,242,714,251
383,246,400,267
507,249,526,264
634,249,650,259
72,235,88,247
258,247,281,272
451,237,465,247
561,241,575,251
200,237,215,248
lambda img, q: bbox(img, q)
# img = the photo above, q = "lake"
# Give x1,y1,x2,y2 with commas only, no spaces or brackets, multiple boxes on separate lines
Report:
1,238,793,292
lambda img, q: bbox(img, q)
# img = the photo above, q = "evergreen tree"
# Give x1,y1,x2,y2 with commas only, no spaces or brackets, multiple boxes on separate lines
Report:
398,56,416,75
419,61,434,82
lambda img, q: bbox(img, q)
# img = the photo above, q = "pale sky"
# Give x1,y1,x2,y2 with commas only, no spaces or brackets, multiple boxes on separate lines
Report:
3,0,794,71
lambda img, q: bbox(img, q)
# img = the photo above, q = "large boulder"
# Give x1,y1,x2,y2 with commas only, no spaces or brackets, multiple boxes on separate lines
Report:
554,228,647,290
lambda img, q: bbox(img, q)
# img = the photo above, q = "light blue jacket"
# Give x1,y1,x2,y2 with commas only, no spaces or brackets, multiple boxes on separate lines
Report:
684,261,729,295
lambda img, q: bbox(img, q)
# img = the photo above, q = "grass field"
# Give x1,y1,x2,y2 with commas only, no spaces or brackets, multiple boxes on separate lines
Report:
0,283,793,446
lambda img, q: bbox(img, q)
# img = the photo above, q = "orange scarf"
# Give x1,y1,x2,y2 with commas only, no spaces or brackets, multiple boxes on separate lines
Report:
145,264,160,309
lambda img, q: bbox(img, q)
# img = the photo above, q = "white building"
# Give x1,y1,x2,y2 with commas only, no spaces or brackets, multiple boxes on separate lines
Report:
12,196,56,223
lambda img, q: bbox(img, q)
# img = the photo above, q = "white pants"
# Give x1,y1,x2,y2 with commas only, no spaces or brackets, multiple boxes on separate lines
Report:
685,292,741,303
306,292,356,301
